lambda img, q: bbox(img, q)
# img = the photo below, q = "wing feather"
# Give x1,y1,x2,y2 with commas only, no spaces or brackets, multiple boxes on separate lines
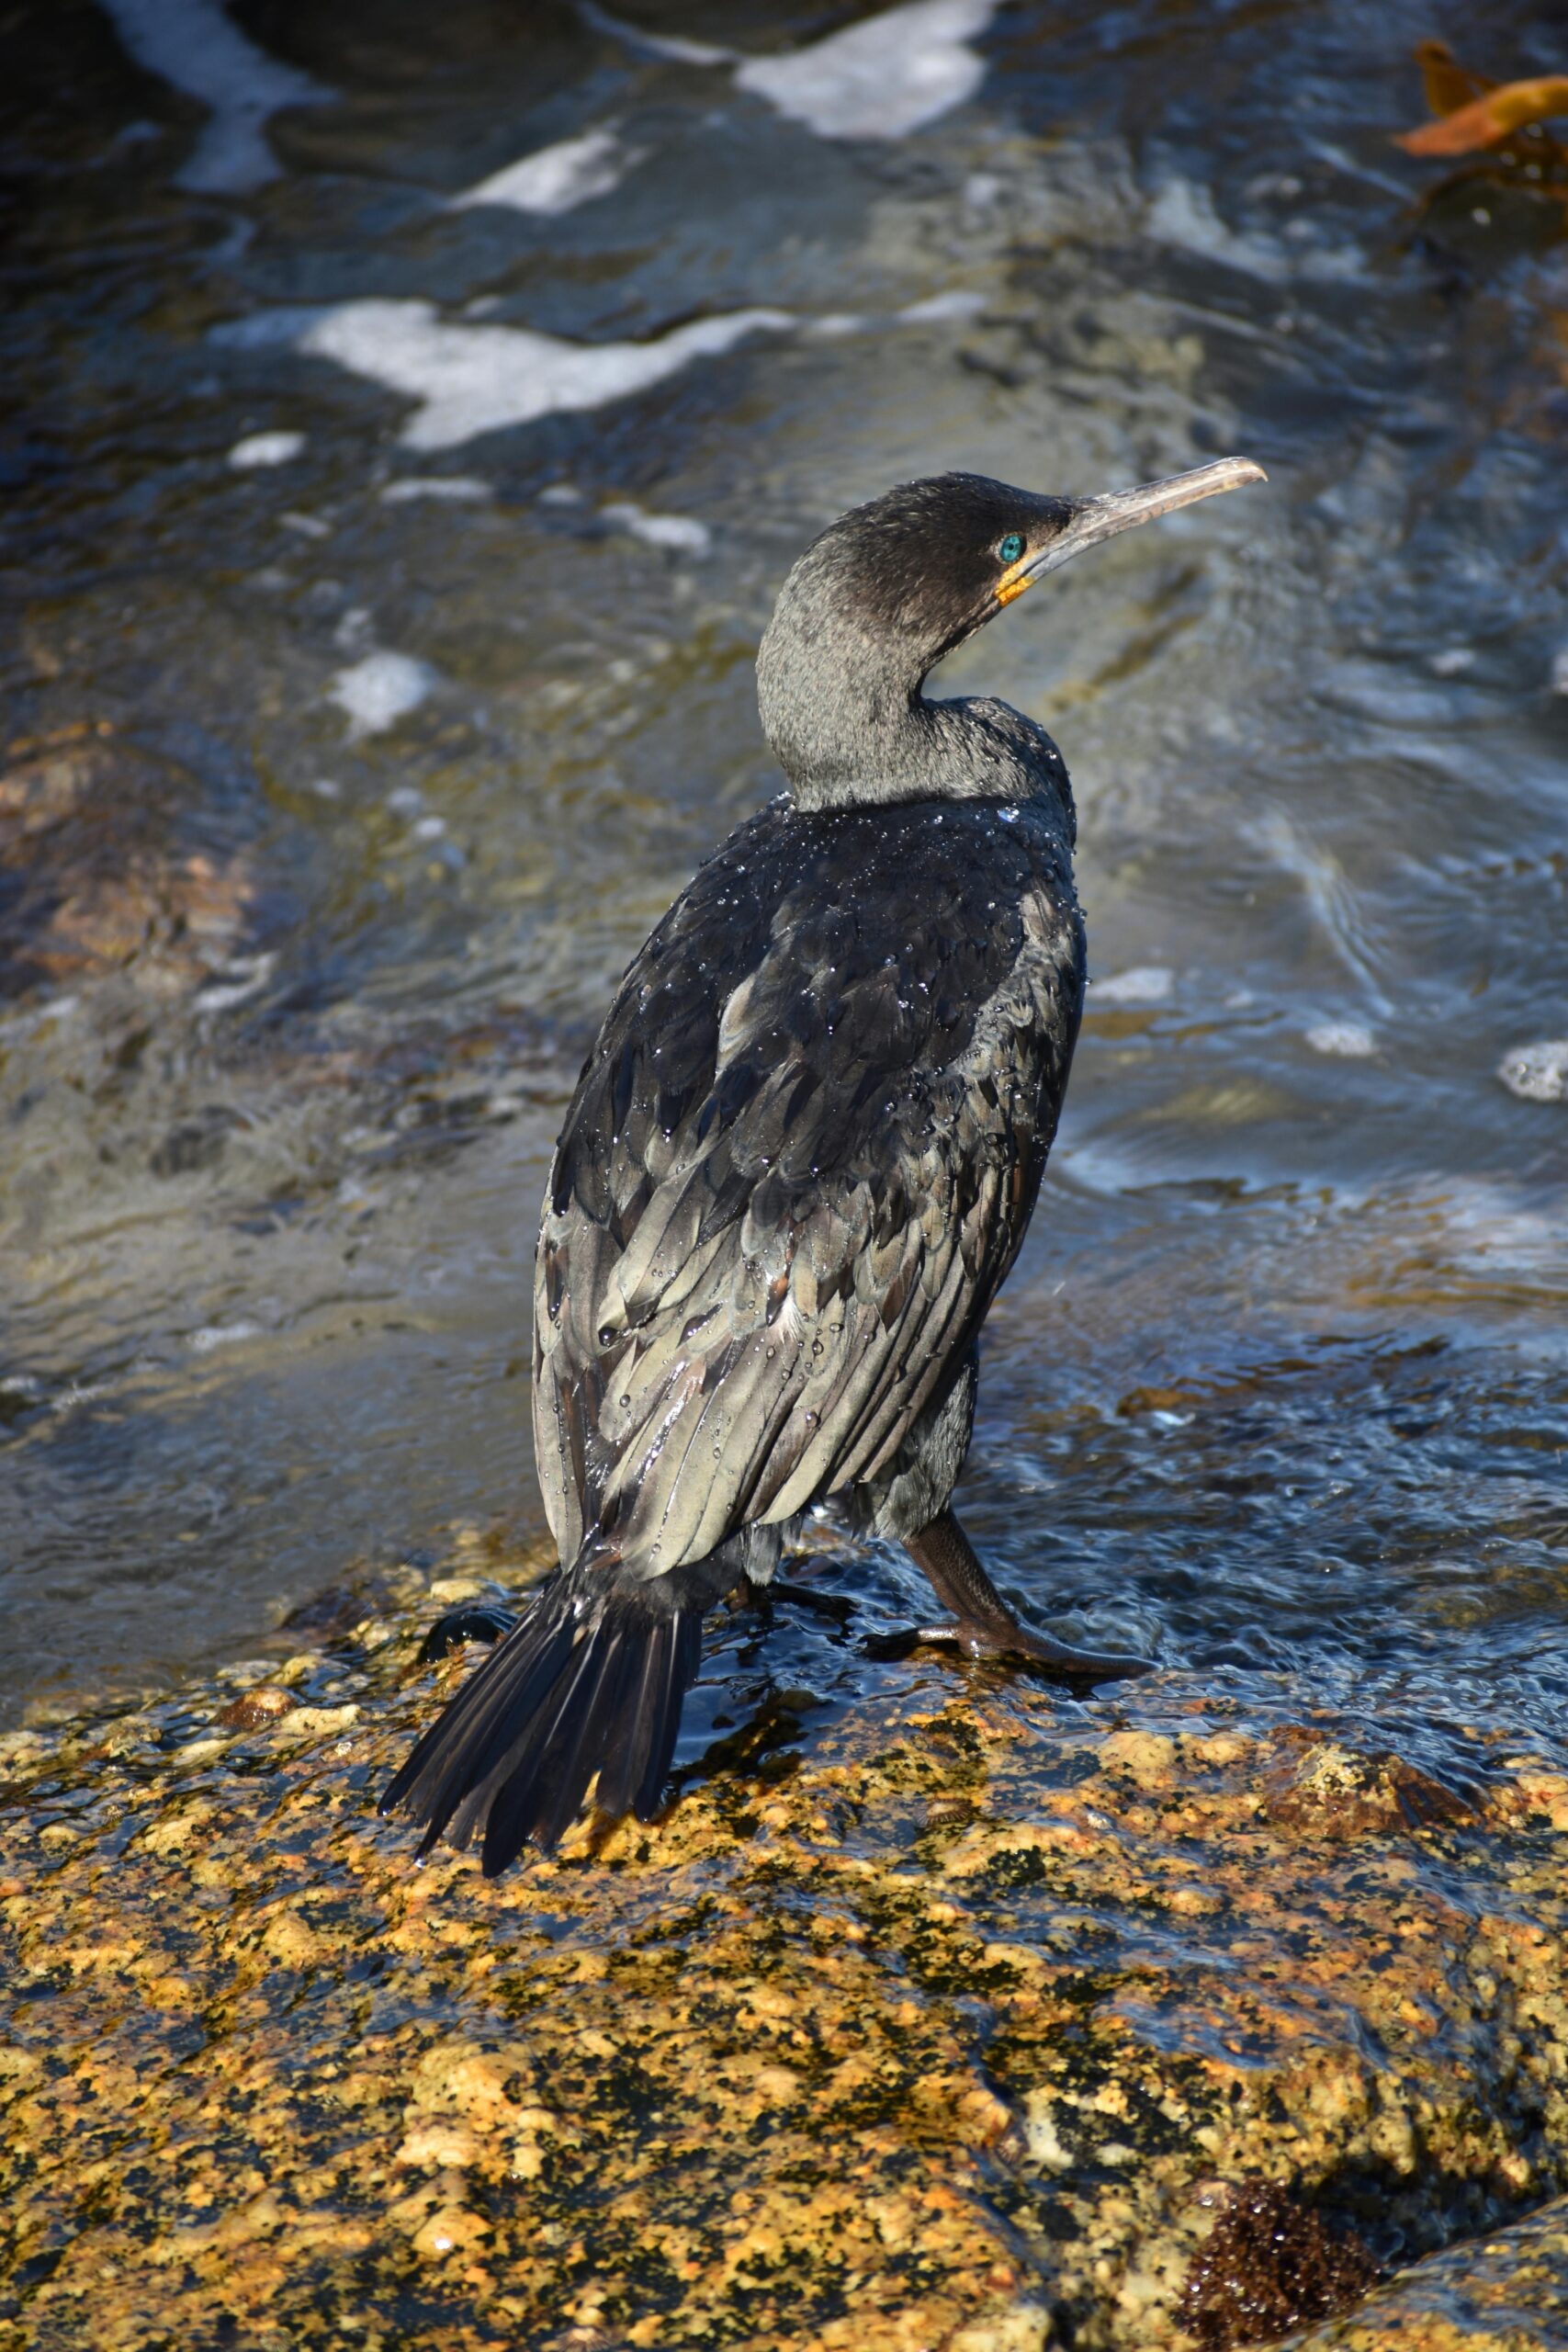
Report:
532,796,1082,1579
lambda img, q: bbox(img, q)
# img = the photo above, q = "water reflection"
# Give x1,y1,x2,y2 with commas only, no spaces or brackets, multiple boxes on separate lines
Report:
2,2,1563,1772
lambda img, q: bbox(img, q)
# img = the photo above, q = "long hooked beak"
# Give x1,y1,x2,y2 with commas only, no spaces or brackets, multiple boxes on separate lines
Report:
1002,457,1268,603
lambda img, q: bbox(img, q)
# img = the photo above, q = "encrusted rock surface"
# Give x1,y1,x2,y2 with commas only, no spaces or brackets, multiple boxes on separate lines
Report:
1294,2194,1568,2349
2,1550,1566,2351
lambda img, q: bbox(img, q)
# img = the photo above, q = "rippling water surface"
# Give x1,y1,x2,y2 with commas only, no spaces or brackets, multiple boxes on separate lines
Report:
3,0,1564,1764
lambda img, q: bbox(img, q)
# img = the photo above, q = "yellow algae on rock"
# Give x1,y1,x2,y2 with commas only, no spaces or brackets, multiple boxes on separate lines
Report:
947,2300,1055,2351
134,1796,219,1855
265,1702,361,1747
1096,1729,1178,1786
261,1906,328,1970
0,1574,1566,2352
411,2199,491,2262
410,2041,527,2122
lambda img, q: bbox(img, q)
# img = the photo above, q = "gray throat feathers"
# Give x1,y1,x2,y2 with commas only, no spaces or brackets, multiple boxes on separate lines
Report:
756,584,1073,823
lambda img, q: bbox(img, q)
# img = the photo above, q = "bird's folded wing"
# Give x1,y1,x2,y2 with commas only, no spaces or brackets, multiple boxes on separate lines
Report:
532,801,1081,1578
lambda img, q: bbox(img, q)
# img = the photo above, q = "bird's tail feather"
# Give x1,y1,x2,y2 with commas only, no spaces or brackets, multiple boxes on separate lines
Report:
379,1559,704,1874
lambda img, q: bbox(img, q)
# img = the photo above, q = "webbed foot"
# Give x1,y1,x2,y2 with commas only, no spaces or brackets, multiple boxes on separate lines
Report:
894,1508,1152,1687
865,1615,1149,1683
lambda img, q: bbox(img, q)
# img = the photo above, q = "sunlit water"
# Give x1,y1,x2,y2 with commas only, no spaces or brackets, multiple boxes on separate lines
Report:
2,0,1564,1778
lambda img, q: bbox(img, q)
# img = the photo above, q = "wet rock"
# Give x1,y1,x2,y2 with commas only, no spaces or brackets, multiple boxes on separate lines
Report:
214,1684,297,1730
1,1577,1566,2349
280,1584,383,1643
0,722,256,1004
1292,2190,1568,2347
1258,1730,1473,1839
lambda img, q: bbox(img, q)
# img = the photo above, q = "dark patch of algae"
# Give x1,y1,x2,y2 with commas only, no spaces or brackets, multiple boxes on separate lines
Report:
3,1544,1568,2352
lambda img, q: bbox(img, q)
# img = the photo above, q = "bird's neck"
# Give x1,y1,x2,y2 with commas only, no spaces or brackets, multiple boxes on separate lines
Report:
756,582,1075,818
760,653,1072,819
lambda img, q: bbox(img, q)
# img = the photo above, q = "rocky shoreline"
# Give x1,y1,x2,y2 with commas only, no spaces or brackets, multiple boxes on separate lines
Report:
3,1546,1566,2351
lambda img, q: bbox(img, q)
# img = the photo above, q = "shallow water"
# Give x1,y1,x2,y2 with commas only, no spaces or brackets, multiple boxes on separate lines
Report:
2,0,1565,1767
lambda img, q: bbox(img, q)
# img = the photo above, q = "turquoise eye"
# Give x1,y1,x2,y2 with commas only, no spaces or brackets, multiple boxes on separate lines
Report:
997,532,1025,564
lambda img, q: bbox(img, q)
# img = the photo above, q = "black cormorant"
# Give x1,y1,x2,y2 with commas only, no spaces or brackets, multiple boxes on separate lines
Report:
382,454,1266,1873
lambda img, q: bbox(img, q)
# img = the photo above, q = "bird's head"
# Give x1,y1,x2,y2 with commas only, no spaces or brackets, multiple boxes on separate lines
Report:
757,458,1266,807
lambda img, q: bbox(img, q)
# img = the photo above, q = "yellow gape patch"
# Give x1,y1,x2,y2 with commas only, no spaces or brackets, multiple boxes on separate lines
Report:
995,559,1032,606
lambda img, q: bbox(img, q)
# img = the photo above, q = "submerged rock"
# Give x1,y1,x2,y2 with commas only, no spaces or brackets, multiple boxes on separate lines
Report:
0,721,257,1004
1,1558,1566,2350
1293,2192,1568,2347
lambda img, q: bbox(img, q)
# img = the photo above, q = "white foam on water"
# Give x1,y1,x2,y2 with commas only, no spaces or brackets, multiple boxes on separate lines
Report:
1498,1040,1568,1104
451,126,639,216
805,294,982,340
187,1320,263,1354
1429,646,1476,677
328,650,435,739
601,502,712,555
216,299,794,450
228,428,305,468
1145,180,1289,281
96,0,331,193
897,288,987,323
1146,176,1362,283
194,952,276,1012
581,0,994,140
1094,965,1173,1004
217,294,986,457
1305,1021,1378,1058
734,0,996,140
378,476,491,503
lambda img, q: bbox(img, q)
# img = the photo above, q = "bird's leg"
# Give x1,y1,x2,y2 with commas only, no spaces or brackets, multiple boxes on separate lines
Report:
728,1566,854,1625
885,1509,1150,1685
768,1577,854,1623
417,1601,520,1664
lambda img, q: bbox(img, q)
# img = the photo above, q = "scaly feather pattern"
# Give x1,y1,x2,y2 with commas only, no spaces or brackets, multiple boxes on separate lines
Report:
532,791,1083,1578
